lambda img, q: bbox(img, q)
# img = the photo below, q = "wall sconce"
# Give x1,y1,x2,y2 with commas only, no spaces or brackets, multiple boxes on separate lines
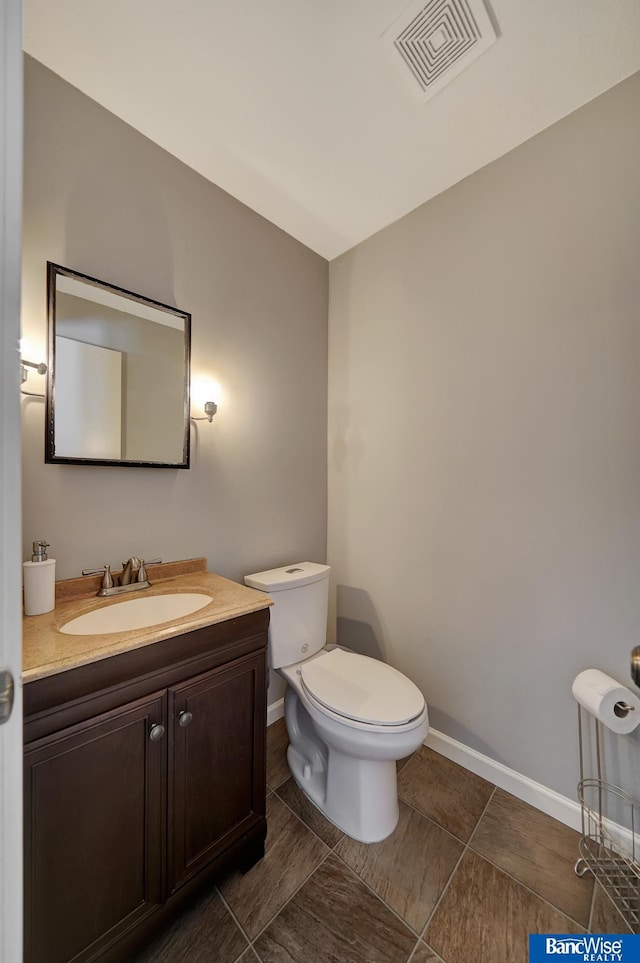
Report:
21,358,47,383
20,356,48,398
190,378,221,425
191,400,218,423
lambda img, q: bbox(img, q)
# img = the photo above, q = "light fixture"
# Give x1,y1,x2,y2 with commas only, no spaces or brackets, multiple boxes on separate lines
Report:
20,356,48,398
191,400,218,423
21,358,47,383
190,377,221,425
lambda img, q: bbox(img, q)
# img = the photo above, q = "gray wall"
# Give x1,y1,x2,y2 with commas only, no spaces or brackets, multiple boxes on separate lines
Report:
328,72,640,800
22,57,328,610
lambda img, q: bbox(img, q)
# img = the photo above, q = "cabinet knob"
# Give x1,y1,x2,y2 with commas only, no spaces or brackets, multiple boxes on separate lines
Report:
178,711,193,728
149,723,165,741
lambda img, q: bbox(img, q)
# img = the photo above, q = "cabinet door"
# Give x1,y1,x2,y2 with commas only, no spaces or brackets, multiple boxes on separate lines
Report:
24,692,166,963
169,651,266,892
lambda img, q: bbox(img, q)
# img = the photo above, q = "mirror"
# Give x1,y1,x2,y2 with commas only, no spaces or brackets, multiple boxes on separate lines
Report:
46,263,191,468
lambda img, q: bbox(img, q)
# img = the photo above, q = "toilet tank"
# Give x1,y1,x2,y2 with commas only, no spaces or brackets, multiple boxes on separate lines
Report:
244,562,330,669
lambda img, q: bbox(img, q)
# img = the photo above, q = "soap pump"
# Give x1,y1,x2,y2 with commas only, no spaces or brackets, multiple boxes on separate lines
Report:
23,540,56,616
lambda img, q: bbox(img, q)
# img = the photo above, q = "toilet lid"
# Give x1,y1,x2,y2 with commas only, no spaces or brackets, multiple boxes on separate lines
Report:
299,649,425,726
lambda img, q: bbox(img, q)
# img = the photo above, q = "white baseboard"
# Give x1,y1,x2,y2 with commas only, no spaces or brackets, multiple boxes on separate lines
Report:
266,699,581,831
267,698,285,728
425,728,581,832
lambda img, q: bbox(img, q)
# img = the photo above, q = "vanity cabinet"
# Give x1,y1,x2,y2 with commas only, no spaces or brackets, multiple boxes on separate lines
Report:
23,610,269,963
170,652,265,892
24,693,166,963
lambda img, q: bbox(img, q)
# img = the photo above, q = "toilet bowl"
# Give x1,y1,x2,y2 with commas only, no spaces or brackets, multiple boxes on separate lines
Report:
281,647,428,841
245,563,429,843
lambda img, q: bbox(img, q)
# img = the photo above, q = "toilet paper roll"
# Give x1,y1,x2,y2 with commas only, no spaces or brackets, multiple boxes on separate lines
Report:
572,669,640,734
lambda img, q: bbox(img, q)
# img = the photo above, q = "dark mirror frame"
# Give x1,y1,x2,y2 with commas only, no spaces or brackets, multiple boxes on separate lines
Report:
45,262,191,469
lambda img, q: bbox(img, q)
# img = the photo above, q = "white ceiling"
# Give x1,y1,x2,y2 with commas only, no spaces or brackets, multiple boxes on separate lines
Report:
23,0,640,259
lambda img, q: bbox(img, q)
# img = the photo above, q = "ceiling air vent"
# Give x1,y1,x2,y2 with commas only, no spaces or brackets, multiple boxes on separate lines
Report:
383,0,498,102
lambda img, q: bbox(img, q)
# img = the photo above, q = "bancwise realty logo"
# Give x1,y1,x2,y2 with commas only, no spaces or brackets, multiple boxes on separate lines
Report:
529,935,640,962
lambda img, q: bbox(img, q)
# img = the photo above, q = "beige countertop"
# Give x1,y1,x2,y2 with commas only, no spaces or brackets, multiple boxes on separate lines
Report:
23,564,272,683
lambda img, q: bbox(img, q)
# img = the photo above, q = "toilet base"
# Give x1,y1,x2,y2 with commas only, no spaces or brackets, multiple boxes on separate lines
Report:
284,686,412,843
288,742,399,843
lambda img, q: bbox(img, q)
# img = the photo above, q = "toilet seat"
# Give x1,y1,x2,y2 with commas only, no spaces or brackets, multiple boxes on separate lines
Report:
299,648,425,727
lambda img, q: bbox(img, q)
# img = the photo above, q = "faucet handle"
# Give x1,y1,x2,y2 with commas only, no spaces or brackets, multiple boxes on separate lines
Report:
82,564,114,590
136,558,162,583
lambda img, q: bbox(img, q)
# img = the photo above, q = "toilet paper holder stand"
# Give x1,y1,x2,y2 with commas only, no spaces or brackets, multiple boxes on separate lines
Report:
574,705,640,932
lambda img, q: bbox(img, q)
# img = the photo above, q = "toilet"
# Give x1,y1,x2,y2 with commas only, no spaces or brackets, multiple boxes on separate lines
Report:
244,562,429,843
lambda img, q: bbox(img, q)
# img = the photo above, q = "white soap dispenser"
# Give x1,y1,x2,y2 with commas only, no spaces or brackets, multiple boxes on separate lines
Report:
23,540,56,616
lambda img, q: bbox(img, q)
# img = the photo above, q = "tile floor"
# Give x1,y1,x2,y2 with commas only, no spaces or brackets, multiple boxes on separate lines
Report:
134,719,632,963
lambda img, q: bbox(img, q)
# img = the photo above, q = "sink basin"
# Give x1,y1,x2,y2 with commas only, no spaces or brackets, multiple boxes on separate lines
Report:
59,593,212,635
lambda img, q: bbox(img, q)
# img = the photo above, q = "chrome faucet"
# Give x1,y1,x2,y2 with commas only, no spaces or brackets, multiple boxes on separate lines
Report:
82,556,162,596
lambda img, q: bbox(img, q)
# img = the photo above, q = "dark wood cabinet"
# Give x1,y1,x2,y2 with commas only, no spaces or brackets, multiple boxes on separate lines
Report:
169,652,265,892
24,693,166,963
23,610,269,963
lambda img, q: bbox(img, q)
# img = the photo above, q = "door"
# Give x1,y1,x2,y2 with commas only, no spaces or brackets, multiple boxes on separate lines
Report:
24,694,166,963
54,338,123,459
169,652,267,892
0,0,24,960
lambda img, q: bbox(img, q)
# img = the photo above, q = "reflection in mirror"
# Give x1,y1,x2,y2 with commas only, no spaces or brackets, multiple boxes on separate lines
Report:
46,263,191,468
